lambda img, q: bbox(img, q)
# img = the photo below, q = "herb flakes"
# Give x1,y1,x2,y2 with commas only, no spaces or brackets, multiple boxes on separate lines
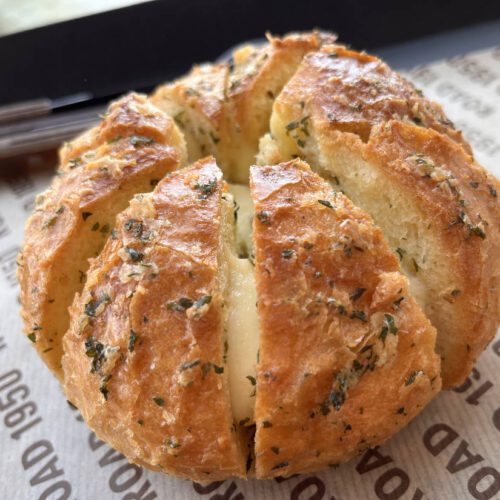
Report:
194,295,212,309
84,293,110,317
271,461,289,471
281,249,295,259
166,437,180,449
318,199,334,209
194,178,217,199
213,364,224,374
180,359,201,371
124,219,144,239
68,157,82,168
125,247,144,262
396,247,406,261
128,330,138,352
393,296,405,309
412,258,420,273
130,135,154,147
153,396,165,407
167,297,194,312
405,370,423,386
380,314,398,341
256,211,271,225
350,310,367,322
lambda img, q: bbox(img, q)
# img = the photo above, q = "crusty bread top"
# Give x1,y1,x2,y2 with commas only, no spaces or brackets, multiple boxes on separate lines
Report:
251,160,441,478
62,158,246,481
18,93,186,379
271,45,471,154
227,31,336,134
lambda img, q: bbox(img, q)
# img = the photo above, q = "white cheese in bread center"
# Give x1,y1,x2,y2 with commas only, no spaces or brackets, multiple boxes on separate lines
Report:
224,185,259,425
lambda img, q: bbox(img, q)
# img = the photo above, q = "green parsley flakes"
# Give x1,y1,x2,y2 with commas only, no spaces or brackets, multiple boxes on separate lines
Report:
125,247,143,262
318,199,334,209
153,396,165,406
379,314,398,341
281,249,295,259
194,178,217,199
350,288,366,301
405,370,423,386
256,211,271,224
128,330,138,352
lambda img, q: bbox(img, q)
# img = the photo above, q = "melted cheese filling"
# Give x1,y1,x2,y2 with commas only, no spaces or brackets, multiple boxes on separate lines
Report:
225,184,259,424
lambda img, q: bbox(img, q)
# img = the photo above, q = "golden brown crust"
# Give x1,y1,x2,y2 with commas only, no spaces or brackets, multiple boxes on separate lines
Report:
267,44,500,388
18,93,186,379
251,160,441,478
271,45,470,153
62,158,246,481
19,31,500,483
307,122,500,387
363,122,500,386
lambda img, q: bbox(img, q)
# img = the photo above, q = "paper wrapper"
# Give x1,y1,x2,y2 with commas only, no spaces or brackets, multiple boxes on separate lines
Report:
0,47,499,500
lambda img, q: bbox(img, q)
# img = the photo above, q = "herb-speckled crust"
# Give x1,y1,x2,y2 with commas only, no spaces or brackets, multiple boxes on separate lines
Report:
267,45,500,388
361,122,500,387
251,160,441,478
270,45,471,153
18,93,187,380
62,158,247,481
152,31,335,183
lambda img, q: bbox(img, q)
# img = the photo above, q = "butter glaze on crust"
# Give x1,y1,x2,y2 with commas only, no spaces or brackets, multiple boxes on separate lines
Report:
18,30,500,483
251,160,441,478
270,45,471,153
362,122,500,386
18,93,186,379
265,46,500,388
62,158,246,481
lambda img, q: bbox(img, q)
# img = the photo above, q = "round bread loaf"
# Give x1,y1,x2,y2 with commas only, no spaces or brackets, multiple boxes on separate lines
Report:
18,31,499,481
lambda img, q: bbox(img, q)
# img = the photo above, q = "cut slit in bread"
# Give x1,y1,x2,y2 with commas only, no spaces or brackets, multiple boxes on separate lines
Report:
151,31,336,183
223,185,259,426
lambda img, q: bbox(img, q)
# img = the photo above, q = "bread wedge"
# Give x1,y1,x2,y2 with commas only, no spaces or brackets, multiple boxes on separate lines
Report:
62,158,248,481
251,159,441,478
18,93,187,379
